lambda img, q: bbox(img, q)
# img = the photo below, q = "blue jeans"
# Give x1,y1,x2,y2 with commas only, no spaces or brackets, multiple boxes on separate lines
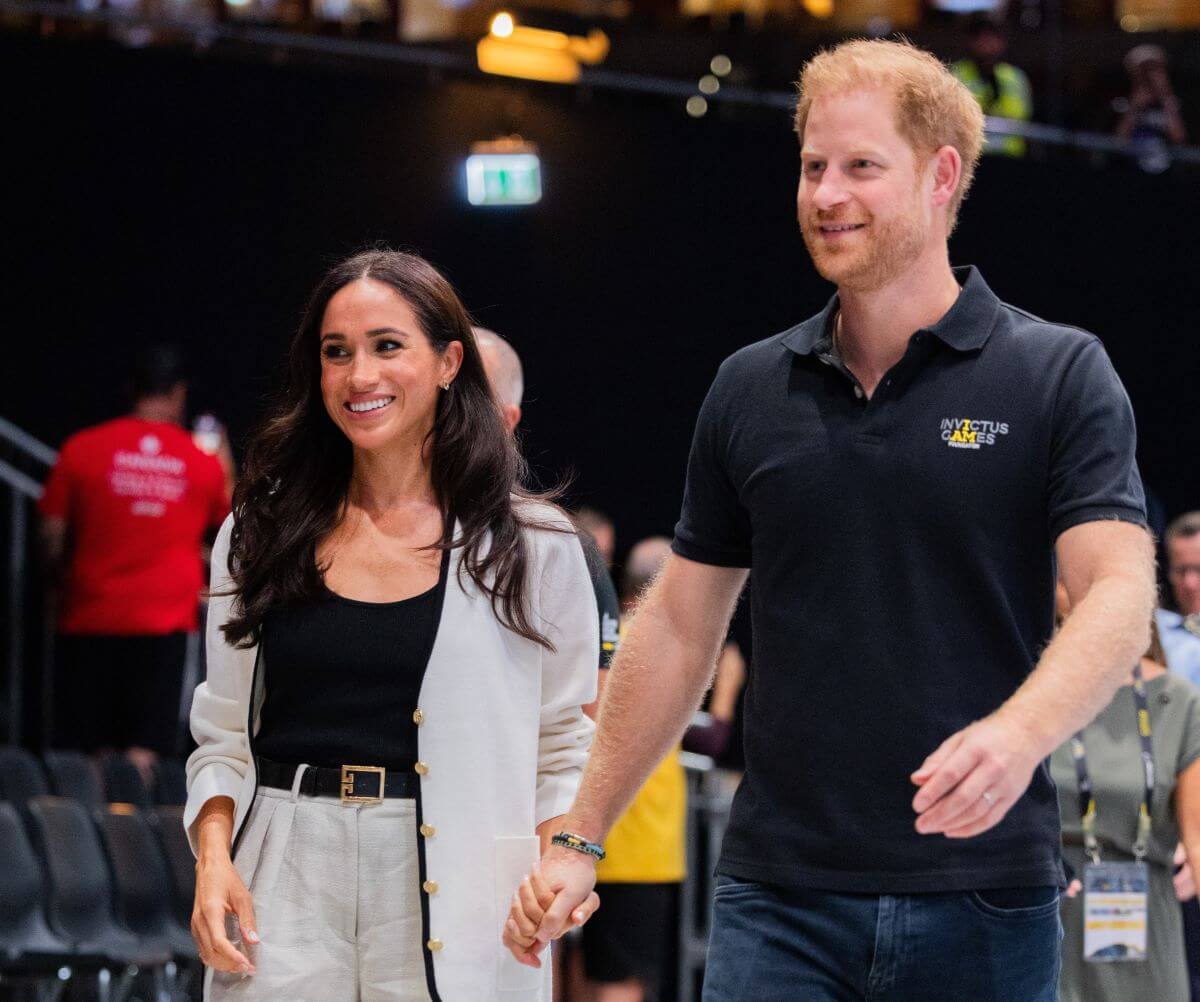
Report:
702,876,1061,1002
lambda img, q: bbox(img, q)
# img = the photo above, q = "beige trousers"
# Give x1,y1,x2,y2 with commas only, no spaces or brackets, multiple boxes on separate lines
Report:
206,768,430,1002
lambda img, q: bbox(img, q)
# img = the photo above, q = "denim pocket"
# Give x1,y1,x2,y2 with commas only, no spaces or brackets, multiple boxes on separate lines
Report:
712,876,766,900
966,886,1060,919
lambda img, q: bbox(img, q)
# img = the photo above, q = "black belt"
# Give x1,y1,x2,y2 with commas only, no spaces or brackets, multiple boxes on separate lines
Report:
256,756,418,803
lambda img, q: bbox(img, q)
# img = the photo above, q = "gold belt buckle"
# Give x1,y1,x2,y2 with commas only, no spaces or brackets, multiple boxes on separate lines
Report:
340,765,386,805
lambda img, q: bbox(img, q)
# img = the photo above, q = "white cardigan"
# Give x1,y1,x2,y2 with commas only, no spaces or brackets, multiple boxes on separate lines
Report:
184,505,597,1001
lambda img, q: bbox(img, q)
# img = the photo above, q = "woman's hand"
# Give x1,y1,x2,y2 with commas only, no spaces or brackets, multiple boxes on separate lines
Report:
191,797,259,974
502,867,600,968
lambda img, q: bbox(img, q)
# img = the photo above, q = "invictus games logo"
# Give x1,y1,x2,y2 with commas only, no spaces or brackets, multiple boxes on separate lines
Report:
940,417,1009,450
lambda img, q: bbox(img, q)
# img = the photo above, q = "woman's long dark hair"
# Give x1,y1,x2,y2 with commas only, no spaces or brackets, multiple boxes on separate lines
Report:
221,249,563,650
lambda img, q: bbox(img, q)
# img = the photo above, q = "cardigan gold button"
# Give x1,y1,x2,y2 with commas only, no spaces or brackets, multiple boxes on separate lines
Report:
427,938,444,952
413,709,424,726
414,761,430,776
423,880,439,894
420,823,436,838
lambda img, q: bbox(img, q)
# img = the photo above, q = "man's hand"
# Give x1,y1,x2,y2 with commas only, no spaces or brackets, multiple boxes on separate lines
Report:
502,847,599,967
911,714,1044,839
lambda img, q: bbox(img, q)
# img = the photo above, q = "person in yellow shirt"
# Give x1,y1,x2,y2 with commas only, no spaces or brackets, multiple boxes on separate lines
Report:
952,16,1032,158
583,537,687,1002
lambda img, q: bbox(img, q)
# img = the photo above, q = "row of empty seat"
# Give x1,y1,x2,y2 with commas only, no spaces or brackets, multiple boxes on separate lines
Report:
0,747,198,1001
0,748,187,811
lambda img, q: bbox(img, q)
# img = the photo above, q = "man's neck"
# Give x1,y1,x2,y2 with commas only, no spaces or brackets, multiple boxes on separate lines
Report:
835,250,961,397
132,399,180,425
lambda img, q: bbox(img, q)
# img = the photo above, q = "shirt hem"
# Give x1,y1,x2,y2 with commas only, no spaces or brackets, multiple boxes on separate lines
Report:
1049,505,1147,543
716,855,1065,894
670,536,751,569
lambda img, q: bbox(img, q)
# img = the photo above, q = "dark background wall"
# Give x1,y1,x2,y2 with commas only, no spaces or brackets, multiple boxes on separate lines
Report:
4,34,1198,559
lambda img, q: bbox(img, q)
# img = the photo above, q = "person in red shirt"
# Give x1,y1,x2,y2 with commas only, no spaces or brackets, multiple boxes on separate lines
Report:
39,344,231,774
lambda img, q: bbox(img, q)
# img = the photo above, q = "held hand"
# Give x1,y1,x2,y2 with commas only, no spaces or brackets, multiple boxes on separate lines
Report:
192,851,260,975
910,714,1043,839
502,848,599,967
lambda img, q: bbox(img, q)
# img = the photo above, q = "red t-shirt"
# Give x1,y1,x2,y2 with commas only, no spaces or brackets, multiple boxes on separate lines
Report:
39,417,230,635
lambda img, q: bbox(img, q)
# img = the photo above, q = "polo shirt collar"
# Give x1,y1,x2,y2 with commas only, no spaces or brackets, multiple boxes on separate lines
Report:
781,265,1002,357
1159,609,1185,629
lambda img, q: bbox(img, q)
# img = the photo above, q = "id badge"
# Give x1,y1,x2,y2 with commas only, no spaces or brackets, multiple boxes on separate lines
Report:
1083,861,1149,963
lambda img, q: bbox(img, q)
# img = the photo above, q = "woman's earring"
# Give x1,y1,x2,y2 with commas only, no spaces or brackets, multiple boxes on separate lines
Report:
440,381,451,391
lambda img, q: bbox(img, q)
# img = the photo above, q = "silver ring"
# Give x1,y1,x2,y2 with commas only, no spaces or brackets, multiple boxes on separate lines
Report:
981,789,996,806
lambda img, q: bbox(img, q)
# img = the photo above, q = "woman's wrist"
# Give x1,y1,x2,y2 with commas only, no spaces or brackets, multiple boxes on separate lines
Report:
196,796,235,861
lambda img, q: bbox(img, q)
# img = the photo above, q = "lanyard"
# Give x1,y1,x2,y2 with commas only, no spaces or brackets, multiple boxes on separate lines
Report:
1071,663,1154,863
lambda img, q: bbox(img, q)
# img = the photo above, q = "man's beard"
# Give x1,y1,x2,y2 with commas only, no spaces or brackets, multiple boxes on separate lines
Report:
801,202,928,292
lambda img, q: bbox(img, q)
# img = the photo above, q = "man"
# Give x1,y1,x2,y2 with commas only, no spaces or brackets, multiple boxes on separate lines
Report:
576,506,617,569
39,344,230,776
952,16,1032,158
475,326,621,671
507,39,1156,1001
1157,512,1200,685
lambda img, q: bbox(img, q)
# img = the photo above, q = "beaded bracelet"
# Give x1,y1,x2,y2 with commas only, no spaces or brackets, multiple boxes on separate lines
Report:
551,832,606,861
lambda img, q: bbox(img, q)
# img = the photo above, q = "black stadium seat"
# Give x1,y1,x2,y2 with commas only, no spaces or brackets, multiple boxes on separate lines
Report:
24,797,170,970
0,747,49,804
149,806,196,929
152,758,188,807
101,756,152,808
94,806,197,961
42,750,104,809
0,802,75,976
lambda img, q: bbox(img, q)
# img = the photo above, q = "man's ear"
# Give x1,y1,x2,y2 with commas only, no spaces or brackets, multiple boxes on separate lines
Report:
929,145,962,212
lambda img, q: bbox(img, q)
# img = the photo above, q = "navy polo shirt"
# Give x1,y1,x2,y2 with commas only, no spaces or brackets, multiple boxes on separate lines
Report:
673,266,1146,894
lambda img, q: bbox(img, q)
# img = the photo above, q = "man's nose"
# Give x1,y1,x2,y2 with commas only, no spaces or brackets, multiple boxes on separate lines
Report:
810,171,850,212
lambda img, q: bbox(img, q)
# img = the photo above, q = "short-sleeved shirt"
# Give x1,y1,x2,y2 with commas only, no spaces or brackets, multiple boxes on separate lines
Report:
673,266,1147,894
39,417,229,635
1051,671,1200,1002
1156,608,1200,688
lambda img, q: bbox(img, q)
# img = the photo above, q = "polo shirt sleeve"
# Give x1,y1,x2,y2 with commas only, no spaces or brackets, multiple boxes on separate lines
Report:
672,362,752,568
37,439,76,520
1046,337,1147,542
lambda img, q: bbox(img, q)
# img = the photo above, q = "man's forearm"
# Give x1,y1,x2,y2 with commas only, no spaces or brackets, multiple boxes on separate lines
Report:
563,585,727,842
996,566,1155,758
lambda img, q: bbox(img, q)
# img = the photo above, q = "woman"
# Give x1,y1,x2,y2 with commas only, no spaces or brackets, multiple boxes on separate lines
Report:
1053,595,1200,1002
184,249,599,1002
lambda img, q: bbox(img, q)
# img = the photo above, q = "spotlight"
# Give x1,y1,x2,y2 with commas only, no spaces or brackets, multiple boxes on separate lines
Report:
710,54,732,76
686,96,708,118
698,74,720,95
478,15,609,84
490,11,515,36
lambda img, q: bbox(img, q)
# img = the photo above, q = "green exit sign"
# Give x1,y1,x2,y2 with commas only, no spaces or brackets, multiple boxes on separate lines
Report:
465,153,542,206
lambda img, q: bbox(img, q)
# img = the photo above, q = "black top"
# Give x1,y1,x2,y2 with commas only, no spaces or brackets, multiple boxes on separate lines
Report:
672,266,1147,894
256,548,450,771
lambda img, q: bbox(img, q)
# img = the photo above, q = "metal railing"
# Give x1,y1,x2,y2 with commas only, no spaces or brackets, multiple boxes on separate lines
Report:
678,750,738,1001
4,0,1200,170
0,417,57,745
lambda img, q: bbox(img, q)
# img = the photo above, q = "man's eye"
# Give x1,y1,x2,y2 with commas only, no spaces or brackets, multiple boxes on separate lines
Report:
852,160,877,169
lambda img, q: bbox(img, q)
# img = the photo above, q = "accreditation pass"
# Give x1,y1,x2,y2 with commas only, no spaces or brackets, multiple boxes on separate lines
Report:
1084,861,1149,963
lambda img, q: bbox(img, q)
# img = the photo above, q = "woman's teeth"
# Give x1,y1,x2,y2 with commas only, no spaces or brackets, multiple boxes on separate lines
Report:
347,397,395,413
